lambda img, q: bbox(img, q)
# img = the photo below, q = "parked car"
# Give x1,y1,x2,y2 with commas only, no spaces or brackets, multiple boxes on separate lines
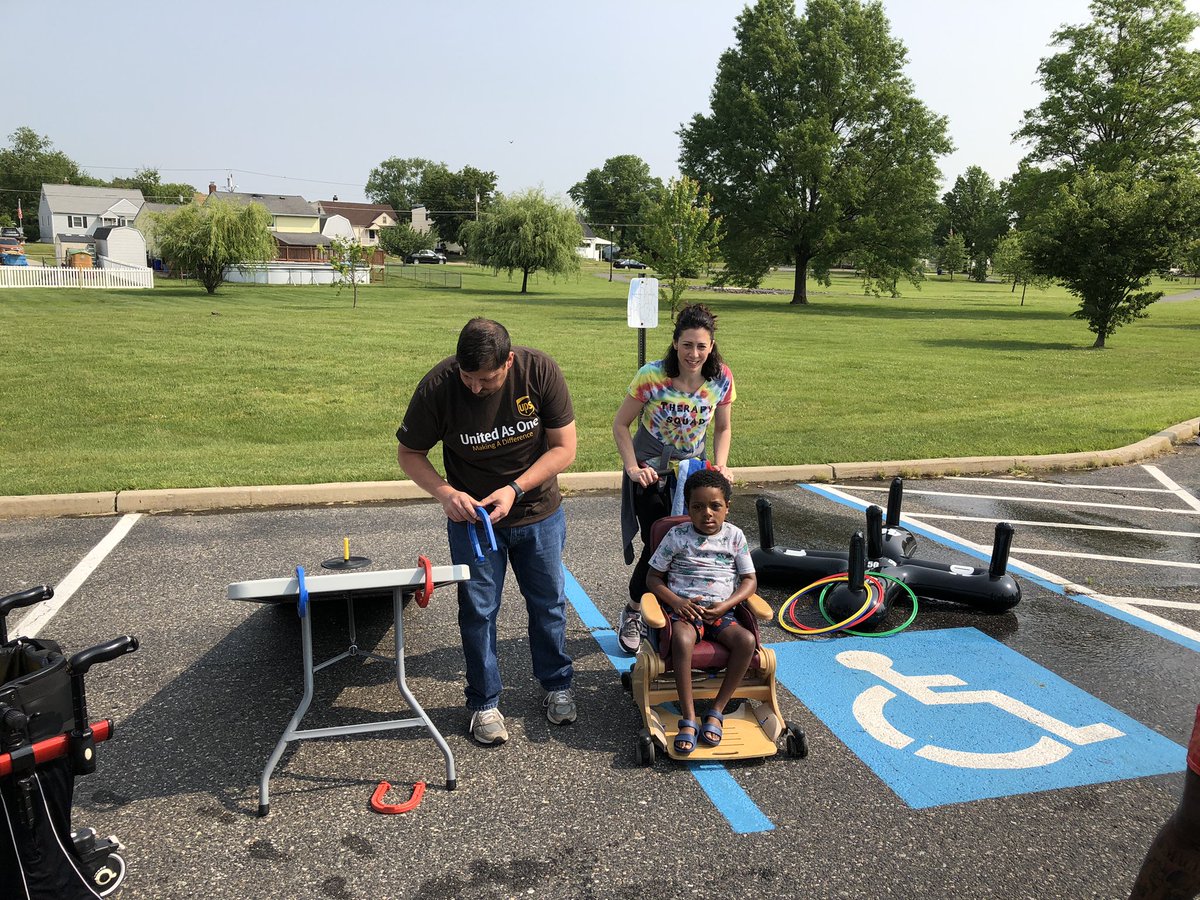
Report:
613,258,646,269
0,236,26,258
0,227,24,240
405,249,448,264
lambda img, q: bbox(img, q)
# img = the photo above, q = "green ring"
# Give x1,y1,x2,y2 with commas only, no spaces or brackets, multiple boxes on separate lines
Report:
818,572,919,637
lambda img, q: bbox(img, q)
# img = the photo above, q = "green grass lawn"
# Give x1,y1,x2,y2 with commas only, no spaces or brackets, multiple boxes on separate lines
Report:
1,266,1197,495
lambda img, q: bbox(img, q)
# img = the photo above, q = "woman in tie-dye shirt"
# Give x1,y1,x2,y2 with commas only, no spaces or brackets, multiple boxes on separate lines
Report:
612,304,736,651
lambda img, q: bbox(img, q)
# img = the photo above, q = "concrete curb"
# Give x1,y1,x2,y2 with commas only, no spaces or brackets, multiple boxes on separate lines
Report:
2,417,1196,520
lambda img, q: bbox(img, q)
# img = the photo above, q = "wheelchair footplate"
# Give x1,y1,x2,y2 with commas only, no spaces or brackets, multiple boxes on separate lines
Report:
653,700,779,761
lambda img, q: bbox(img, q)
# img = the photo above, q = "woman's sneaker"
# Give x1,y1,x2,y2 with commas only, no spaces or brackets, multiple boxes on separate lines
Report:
543,688,577,725
618,606,644,654
469,708,509,744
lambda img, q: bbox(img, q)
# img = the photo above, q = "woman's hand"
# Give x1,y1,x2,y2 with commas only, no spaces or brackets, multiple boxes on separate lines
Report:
626,464,659,487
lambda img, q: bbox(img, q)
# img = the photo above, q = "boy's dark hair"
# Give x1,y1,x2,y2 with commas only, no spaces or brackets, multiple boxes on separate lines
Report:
683,467,732,504
456,317,511,371
663,303,724,380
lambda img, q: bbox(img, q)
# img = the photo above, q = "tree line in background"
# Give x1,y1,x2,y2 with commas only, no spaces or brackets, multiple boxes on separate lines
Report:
5,0,1198,346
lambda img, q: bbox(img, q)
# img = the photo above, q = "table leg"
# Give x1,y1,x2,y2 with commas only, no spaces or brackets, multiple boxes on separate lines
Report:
257,610,316,817
392,587,457,790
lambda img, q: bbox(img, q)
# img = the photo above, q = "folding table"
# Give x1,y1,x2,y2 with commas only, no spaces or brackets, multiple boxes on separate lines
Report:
227,563,470,816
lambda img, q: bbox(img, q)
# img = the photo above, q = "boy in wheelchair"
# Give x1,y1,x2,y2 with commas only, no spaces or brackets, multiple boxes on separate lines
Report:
645,468,757,755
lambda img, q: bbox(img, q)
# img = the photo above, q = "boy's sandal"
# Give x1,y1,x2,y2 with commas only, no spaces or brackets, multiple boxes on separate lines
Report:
700,709,724,746
674,719,699,755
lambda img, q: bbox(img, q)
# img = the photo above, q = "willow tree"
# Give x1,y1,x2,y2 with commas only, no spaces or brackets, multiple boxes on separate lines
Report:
152,198,276,294
679,0,950,304
460,189,581,293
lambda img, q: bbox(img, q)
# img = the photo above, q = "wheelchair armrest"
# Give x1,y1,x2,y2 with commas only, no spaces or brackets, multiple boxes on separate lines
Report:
640,592,667,629
745,594,773,621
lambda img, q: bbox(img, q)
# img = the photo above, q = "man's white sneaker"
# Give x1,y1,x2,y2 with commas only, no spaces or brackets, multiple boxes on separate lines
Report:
469,707,509,744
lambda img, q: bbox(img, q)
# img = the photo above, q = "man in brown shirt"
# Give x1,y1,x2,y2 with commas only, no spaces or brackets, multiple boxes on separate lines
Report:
397,318,577,745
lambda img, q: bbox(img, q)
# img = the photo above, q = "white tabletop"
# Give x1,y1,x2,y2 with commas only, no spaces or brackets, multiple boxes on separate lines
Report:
227,565,471,604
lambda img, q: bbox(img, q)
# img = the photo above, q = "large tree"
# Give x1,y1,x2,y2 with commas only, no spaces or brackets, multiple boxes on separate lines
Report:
639,176,721,317
364,157,437,214
568,155,663,256
1014,0,1200,346
152,198,276,294
679,0,950,304
0,127,98,241
460,189,581,293
418,163,497,246
942,166,1009,281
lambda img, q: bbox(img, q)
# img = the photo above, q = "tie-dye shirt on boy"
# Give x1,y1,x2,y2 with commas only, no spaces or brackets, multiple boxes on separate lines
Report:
627,359,736,463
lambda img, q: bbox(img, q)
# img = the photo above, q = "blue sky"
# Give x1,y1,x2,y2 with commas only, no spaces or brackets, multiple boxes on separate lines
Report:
9,0,1200,205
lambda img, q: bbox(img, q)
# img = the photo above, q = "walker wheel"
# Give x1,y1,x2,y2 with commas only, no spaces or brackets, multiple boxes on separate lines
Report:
784,723,809,759
91,851,127,897
620,670,633,692
636,728,655,767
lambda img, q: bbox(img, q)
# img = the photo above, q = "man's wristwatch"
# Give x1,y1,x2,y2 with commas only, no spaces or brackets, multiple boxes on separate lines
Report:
508,481,525,503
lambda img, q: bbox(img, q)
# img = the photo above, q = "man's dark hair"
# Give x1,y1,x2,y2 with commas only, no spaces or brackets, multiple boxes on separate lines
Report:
663,303,724,379
684,467,732,503
456,317,511,371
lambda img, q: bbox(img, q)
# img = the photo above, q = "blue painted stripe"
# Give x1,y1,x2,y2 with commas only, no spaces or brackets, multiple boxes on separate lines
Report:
802,484,1200,655
561,566,775,833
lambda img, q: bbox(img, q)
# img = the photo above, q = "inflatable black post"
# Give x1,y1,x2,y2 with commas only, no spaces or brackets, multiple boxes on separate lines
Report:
990,522,1014,578
866,505,884,561
752,497,851,586
885,477,903,529
825,531,884,624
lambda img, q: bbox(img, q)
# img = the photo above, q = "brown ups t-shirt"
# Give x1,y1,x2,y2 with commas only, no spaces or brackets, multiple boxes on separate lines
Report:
397,347,574,527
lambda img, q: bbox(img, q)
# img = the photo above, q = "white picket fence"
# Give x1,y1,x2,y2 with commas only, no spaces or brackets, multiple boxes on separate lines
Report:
0,260,154,289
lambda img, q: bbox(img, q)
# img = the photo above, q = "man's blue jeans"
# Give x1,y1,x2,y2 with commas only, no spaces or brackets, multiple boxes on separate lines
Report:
446,506,573,712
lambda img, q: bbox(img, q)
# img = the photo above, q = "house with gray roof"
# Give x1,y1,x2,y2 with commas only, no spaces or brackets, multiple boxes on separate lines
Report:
38,184,145,254
316,199,398,246
205,187,330,261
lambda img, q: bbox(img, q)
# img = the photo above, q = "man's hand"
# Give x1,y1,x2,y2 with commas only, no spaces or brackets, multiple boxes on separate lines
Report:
441,490,484,523
478,486,516,523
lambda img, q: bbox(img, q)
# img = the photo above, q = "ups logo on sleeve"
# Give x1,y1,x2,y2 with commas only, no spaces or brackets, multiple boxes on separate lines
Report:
516,395,536,417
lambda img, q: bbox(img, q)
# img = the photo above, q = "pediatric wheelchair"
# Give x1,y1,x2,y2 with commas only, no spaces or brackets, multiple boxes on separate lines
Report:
621,515,808,765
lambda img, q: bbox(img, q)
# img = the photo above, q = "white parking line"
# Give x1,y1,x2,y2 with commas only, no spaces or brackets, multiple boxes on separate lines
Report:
1142,465,1200,512
946,476,1172,494
831,484,1200,515
1009,547,1200,570
1096,595,1200,612
905,513,1199,539
13,514,141,639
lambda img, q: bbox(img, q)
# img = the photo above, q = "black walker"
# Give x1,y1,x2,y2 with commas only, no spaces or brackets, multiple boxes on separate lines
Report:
0,585,138,899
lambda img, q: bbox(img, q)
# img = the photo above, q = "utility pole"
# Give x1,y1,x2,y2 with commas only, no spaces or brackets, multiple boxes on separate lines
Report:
609,225,614,282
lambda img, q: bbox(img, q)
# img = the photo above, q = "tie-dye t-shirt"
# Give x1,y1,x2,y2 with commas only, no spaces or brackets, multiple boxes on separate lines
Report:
647,521,754,604
627,359,736,463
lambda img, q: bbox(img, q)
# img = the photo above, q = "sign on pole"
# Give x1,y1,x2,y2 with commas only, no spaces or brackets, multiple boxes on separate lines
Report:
626,277,659,328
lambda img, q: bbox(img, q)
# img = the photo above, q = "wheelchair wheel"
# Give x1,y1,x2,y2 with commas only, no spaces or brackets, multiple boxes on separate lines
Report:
636,728,655,767
91,851,127,897
620,668,633,692
784,723,808,759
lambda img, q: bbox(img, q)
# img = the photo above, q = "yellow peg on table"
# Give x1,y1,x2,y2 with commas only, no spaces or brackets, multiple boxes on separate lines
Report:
343,537,350,562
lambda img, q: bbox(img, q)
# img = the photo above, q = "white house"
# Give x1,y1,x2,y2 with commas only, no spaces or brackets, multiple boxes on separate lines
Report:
576,219,613,261
93,226,148,268
38,184,145,245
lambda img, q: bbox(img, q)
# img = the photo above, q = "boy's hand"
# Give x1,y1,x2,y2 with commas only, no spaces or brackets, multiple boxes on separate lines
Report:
669,595,705,621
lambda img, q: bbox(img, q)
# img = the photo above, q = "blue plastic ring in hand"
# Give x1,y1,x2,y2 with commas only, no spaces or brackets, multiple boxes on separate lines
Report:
295,565,309,619
475,506,498,552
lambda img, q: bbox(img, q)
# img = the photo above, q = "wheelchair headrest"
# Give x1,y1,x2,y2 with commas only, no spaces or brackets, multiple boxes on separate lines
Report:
648,515,690,553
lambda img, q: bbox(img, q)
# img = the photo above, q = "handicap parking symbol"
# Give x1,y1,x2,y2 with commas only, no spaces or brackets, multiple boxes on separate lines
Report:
769,628,1184,808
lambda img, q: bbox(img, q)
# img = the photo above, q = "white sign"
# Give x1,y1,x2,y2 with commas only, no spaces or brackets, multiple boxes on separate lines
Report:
627,277,659,328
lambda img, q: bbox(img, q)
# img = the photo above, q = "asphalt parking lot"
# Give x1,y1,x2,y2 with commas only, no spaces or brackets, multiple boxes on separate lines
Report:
1,446,1197,899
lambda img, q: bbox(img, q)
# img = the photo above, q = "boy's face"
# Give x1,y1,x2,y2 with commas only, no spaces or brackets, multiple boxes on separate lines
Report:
687,485,729,536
